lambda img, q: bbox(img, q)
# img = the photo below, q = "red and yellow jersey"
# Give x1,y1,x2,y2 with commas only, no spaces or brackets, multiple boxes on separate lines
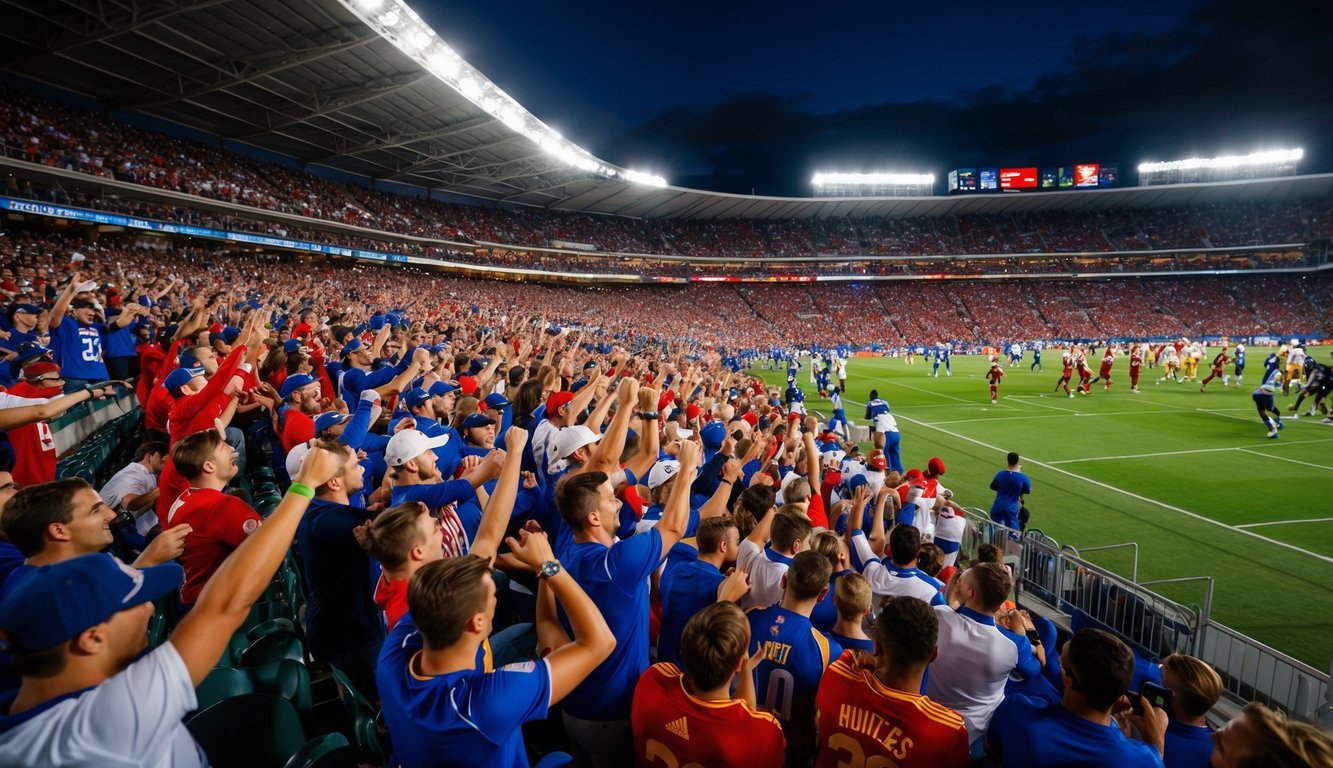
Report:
632,662,786,768
816,651,970,768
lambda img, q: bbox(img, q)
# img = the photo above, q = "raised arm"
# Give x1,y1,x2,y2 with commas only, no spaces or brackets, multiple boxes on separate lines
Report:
579,377,639,477
699,459,742,521
656,438,700,552
170,438,342,685
469,427,527,562
624,387,661,481
48,272,83,329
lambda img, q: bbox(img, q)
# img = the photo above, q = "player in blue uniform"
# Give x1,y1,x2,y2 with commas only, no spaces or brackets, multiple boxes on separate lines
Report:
1253,367,1285,439
932,345,943,377
827,387,850,442
747,550,839,765
1031,344,1043,372
1231,343,1245,387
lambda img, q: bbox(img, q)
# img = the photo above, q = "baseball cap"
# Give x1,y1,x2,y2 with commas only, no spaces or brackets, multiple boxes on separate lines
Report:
684,403,701,421
546,391,574,414
457,375,478,396
22,361,62,383
554,425,601,461
0,554,183,654
700,421,726,450
163,364,206,393
928,457,946,476
904,468,926,484
313,412,348,434
12,343,51,371
279,373,318,400
385,429,450,467
867,452,887,471
70,298,98,309
403,388,432,410
5,303,40,322
461,412,497,430
428,380,456,397
340,338,363,358
483,392,511,411
285,440,312,480
646,460,682,490
282,339,303,354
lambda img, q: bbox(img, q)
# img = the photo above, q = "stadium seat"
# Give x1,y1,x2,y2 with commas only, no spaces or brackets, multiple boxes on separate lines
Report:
329,667,387,765
186,694,308,768
240,630,307,668
192,667,256,716
247,659,314,719
280,733,356,768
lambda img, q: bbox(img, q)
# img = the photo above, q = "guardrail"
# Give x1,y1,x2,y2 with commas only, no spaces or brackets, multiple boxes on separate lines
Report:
955,507,1329,721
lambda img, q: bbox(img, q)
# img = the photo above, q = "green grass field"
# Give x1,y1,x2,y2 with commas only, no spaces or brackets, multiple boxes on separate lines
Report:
751,350,1333,669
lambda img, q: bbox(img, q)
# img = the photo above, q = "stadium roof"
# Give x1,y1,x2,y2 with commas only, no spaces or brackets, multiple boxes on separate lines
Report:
5,0,1333,221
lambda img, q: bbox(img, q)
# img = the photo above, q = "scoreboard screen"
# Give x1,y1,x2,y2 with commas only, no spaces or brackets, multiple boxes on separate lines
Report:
1058,167,1074,188
979,168,999,190
1074,163,1100,188
1039,168,1058,189
949,168,978,192
999,167,1038,190
1098,165,1119,187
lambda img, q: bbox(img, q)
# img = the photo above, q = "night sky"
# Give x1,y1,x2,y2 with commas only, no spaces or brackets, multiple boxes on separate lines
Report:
417,0,1331,196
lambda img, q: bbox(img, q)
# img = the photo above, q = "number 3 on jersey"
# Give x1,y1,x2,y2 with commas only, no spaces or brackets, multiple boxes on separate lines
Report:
644,738,703,768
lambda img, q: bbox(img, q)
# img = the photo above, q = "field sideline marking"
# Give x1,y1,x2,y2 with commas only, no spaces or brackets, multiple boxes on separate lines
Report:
839,397,1333,566
888,379,975,404
1047,438,1333,464
1006,394,1078,413
1235,448,1333,471
929,409,1184,427
1237,517,1333,529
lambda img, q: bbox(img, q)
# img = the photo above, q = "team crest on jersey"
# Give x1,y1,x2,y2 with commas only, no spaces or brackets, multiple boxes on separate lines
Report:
769,624,780,637
775,615,785,624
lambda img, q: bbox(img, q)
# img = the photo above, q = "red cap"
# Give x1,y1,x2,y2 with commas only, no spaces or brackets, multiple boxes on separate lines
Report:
928,457,946,476
904,468,926,483
23,361,61,381
742,411,758,428
685,403,701,421
788,411,801,422
546,391,575,414
457,375,477,396
867,452,887,471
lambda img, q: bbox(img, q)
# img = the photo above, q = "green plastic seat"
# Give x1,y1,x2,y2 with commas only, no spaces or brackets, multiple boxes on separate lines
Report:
240,631,306,667
192,667,256,717
330,667,387,765
247,658,313,718
187,694,308,768
281,733,356,768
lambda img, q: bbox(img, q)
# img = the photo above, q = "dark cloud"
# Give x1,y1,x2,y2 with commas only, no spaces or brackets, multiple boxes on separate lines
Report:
604,0,1333,195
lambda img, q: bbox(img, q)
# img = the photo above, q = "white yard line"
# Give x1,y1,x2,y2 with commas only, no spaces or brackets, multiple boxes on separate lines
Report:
931,409,1184,427
1235,448,1333,472
1048,438,1333,464
1237,517,1333,529
1005,394,1079,413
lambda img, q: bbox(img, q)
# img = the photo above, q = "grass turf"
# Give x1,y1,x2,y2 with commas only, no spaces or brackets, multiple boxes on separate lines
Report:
750,348,1333,669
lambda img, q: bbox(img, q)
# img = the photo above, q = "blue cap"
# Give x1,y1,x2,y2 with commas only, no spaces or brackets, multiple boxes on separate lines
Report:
369,314,386,331
313,412,348,434
583,360,598,370
283,339,303,354
12,343,51,370
428,380,455,397
570,377,589,393
483,393,510,410
461,412,497,430
700,421,726,450
847,474,869,492
0,554,183,654
341,338,363,358
404,388,431,409
9,303,40,316
222,326,240,344
163,364,205,392
279,373,318,400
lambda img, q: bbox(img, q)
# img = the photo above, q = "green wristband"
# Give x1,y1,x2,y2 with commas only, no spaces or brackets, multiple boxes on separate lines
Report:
287,482,315,499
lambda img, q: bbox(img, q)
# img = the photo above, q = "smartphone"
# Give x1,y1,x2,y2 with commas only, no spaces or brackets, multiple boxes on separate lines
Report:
1133,681,1173,714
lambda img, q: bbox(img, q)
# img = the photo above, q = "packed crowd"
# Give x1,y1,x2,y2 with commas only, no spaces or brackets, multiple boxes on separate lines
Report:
2,228,1330,768
4,86,1333,274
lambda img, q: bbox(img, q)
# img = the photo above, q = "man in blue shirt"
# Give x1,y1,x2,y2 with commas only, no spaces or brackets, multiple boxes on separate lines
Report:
554,416,698,768
1159,653,1222,768
657,516,740,668
0,304,42,354
986,628,1167,767
376,523,615,768
989,451,1031,530
48,275,134,390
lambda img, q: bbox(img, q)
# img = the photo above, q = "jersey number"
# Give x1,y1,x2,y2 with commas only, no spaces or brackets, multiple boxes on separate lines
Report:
826,732,902,768
763,668,795,720
644,739,703,768
80,334,101,362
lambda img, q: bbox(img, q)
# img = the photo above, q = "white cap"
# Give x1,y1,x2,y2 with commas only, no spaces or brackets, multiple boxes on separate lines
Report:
385,429,450,468
285,440,312,480
779,470,803,494
554,425,601,461
647,460,682,489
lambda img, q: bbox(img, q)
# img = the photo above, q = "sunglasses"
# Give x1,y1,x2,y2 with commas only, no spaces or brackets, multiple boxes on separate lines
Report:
29,375,64,384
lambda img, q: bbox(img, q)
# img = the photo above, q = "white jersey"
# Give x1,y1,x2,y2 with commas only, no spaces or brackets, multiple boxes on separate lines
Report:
0,642,203,768
1288,347,1306,367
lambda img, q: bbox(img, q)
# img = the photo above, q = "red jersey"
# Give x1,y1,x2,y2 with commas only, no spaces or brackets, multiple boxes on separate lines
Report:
1130,350,1143,369
4,382,58,487
167,346,247,445
1099,354,1114,376
166,487,261,603
816,651,969,768
144,384,174,433
374,573,410,632
632,663,785,768
986,366,1004,385
281,409,315,453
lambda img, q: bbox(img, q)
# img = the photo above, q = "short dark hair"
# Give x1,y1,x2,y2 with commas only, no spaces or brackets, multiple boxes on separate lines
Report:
888,524,921,566
133,441,168,462
770,512,811,553
916,543,944,577
875,596,938,669
1006,451,1020,466
360,503,429,568
555,471,609,531
1,478,90,556
1064,628,1134,712
695,517,736,555
680,602,749,691
408,556,491,649
969,562,1012,612
785,550,831,601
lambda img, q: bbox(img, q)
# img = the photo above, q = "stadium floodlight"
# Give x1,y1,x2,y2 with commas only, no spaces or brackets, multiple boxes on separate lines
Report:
811,171,935,197
336,0,670,189
1137,148,1303,186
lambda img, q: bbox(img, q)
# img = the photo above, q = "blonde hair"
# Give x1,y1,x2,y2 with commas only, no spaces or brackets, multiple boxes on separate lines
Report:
1237,702,1333,768
1160,653,1222,718
834,572,872,620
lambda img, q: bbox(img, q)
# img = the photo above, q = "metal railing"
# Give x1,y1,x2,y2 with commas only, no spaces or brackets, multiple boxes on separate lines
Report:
954,507,1330,721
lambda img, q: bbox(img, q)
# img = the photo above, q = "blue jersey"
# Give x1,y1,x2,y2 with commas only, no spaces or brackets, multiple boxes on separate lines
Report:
50,320,109,380
558,528,665,720
377,613,551,768
747,604,840,751
657,558,724,668
1234,349,1245,368
1163,720,1213,768
1263,353,1280,375
864,398,890,422
986,694,1164,767
830,632,873,653
989,469,1031,518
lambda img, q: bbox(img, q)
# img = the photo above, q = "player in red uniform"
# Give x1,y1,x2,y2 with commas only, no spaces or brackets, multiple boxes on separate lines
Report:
1089,348,1115,391
632,602,786,768
986,358,1004,404
1054,350,1074,398
1075,349,1094,395
1128,344,1144,393
1199,348,1230,392
816,596,970,768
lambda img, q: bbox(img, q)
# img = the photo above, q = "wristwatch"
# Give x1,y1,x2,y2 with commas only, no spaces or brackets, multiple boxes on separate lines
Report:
537,560,561,580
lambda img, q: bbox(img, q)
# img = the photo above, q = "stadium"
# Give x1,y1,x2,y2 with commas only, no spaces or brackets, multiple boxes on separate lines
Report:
0,0,1330,766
